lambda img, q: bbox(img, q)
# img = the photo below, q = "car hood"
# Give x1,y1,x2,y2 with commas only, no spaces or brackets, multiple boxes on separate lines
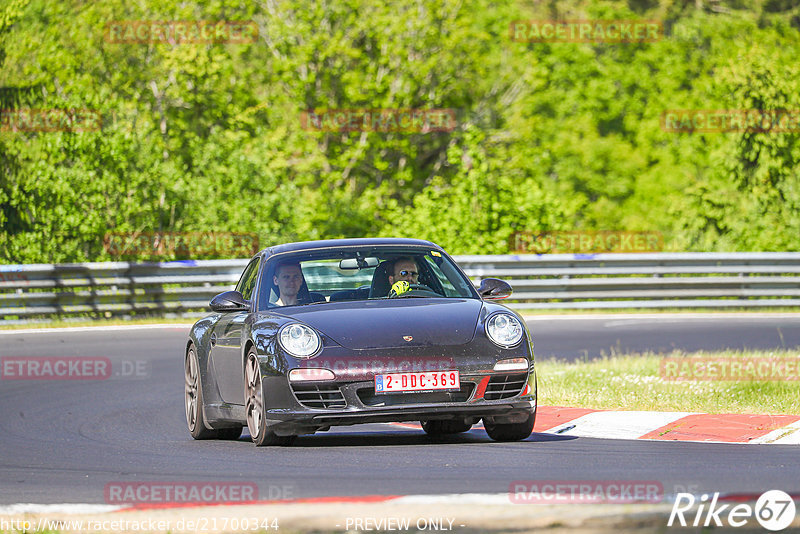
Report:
271,298,483,350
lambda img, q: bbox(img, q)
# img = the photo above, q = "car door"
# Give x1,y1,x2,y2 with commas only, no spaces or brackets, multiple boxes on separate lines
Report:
210,257,260,404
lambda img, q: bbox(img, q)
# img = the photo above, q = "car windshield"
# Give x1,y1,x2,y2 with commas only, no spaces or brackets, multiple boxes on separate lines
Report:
258,246,478,309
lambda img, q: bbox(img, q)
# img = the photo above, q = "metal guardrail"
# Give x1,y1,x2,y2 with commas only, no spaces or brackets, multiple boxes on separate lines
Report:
457,253,800,310
1,253,800,322
0,260,244,320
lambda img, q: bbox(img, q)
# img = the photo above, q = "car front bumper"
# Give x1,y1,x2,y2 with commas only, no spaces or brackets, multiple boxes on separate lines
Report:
263,370,537,435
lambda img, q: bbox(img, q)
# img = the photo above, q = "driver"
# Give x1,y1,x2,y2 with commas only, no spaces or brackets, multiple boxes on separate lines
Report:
274,262,304,306
387,257,421,296
388,257,420,286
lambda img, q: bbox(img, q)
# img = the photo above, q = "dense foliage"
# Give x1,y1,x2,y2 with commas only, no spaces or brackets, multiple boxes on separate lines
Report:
1,0,799,262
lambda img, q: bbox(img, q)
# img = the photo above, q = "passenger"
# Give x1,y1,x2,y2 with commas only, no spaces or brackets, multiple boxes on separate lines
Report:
273,262,304,306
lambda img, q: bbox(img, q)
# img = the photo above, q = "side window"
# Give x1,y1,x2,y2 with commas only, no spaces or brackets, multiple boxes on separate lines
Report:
423,255,459,297
236,258,260,301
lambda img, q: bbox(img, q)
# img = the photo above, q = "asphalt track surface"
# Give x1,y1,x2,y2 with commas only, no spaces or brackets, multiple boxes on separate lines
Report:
528,314,800,360
1,315,799,505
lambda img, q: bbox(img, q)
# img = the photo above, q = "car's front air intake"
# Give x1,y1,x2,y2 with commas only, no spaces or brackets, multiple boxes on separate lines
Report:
290,383,346,409
484,373,528,400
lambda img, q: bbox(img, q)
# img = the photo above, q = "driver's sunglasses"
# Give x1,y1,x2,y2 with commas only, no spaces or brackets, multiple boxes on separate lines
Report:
398,270,419,277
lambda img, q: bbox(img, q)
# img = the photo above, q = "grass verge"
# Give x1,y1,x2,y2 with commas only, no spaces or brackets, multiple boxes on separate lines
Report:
537,349,800,415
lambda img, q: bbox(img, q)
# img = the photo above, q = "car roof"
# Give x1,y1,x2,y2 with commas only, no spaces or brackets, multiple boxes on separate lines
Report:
259,237,443,258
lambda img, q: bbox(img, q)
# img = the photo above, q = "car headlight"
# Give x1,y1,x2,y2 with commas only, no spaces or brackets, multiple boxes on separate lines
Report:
278,323,321,358
485,313,524,348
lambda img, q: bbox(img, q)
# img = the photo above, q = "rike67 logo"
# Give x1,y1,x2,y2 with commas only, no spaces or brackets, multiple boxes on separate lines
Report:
669,490,796,531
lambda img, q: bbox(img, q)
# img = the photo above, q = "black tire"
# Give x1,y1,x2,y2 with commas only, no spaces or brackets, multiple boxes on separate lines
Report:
244,350,296,447
185,344,218,440
421,420,473,435
484,411,535,442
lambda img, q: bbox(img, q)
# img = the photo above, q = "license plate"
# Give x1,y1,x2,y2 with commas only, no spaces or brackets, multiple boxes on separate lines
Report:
374,370,460,394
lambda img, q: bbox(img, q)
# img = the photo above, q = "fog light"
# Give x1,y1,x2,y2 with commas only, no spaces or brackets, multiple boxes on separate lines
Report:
493,358,528,371
289,368,335,382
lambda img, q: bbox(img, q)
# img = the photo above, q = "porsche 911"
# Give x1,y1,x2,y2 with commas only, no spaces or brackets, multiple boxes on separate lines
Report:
184,238,536,445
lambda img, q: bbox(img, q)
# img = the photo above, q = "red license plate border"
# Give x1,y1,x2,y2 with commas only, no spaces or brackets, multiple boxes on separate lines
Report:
374,370,461,394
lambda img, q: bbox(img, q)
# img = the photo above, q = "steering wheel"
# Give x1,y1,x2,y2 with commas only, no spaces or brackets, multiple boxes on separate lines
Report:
388,283,440,298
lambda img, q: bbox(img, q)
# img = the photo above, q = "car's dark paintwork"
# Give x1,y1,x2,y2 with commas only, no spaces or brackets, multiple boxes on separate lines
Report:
186,238,536,442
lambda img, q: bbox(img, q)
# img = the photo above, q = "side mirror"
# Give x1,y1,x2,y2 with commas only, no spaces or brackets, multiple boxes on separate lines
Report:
209,290,250,312
478,278,512,300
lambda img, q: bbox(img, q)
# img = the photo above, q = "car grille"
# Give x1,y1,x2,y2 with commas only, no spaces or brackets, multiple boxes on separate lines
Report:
484,373,528,400
357,382,475,407
290,383,346,409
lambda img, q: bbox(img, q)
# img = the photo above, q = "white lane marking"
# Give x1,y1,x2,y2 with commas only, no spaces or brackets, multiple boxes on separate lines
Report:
752,420,800,444
0,324,193,335
0,503,123,514
545,411,697,440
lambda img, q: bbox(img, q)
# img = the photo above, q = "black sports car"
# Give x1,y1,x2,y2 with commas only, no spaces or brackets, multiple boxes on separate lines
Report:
184,238,536,445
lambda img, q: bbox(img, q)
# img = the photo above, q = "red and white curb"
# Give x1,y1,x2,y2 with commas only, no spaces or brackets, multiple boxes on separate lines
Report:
533,406,800,444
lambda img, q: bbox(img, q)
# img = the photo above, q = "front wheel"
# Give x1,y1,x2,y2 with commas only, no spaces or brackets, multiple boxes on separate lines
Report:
245,350,295,446
484,411,535,442
185,344,218,439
